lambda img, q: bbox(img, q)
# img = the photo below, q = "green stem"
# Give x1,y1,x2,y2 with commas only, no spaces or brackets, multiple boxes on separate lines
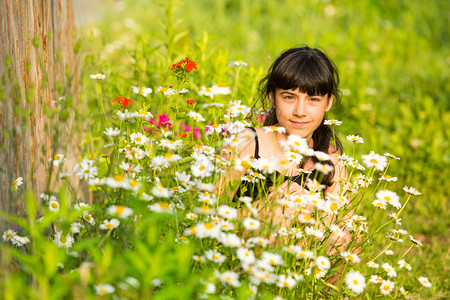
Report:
396,195,412,217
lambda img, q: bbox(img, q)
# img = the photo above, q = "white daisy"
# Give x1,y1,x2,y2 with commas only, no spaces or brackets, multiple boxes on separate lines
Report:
3,229,17,241
54,231,74,248
132,86,152,96
228,60,248,67
198,86,215,98
236,247,255,265
261,251,283,266
340,251,361,264
211,83,231,95
99,219,120,230
12,177,23,189
107,205,133,219
205,249,226,263
48,154,65,166
403,186,421,195
187,111,206,122
380,279,394,295
157,86,177,96
263,126,286,133
418,276,431,287
217,270,240,287
243,218,260,230
90,74,105,80
376,190,401,209
362,151,388,171
217,205,238,220
130,132,149,145
324,119,342,125
345,270,366,294
277,274,296,289
94,284,115,296
381,262,397,277
346,135,364,143
49,200,60,212
316,256,331,270
398,259,412,271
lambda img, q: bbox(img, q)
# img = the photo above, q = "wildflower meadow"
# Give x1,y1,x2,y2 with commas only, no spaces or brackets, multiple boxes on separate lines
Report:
1,0,448,299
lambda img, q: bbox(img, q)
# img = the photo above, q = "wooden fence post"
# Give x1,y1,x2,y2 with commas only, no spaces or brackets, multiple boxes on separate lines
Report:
0,0,79,230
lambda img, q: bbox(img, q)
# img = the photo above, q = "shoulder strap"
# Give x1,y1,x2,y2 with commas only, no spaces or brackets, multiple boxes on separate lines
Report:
247,127,260,159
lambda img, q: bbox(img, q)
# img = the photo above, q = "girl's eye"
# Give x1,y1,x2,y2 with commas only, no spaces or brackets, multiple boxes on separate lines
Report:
310,97,320,102
284,95,295,100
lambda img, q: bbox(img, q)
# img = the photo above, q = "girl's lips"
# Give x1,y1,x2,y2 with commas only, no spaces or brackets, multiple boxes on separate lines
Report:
290,120,309,126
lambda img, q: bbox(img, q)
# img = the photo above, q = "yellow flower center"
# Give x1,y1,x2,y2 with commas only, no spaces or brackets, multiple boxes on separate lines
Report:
54,155,60,160
353,279,358,285
130,180,138,187
160,202,169,209
199,166,205,171
217,83,227,87
383,285,389,291
113,174,124,182
51,202,59,209
135,137,141,142
330,202,338,211
115,206,125,215
304,214,312,221
7,233,12,239
370,158,378,164
384,196,391,201
283,281,289,287
205,88,211,92
105,223,114,228
205,223,214,230
347,255,353,260
160,87,168,92
213,255,219,260
60,236,67,243
269,259,275,265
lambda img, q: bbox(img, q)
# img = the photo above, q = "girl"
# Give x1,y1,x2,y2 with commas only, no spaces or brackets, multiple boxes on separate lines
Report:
217,45,352,252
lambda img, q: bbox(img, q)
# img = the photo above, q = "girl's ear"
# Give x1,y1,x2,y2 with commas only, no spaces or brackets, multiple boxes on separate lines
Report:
269,91,275,106
325,94,334,112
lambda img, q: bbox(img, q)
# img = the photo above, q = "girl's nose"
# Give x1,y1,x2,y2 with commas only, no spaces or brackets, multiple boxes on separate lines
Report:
294,100,307,116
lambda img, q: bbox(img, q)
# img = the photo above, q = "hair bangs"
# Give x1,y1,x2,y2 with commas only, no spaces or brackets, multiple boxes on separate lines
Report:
273,56,334,97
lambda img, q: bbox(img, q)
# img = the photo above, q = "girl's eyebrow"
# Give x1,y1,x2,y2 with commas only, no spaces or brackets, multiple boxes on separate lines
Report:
279,91,297,95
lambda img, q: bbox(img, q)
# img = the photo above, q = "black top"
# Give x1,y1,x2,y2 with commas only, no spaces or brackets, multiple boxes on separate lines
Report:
233,127,313,201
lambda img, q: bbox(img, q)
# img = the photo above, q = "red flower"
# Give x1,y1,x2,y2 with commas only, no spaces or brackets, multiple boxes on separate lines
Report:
186,98,196,105
170,57,198,73
112,96,133,108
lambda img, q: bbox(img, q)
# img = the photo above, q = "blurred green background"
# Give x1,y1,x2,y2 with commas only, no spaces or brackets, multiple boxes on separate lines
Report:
73,0,449,294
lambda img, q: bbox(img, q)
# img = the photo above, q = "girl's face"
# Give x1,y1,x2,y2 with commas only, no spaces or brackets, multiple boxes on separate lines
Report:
270,88,333,143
